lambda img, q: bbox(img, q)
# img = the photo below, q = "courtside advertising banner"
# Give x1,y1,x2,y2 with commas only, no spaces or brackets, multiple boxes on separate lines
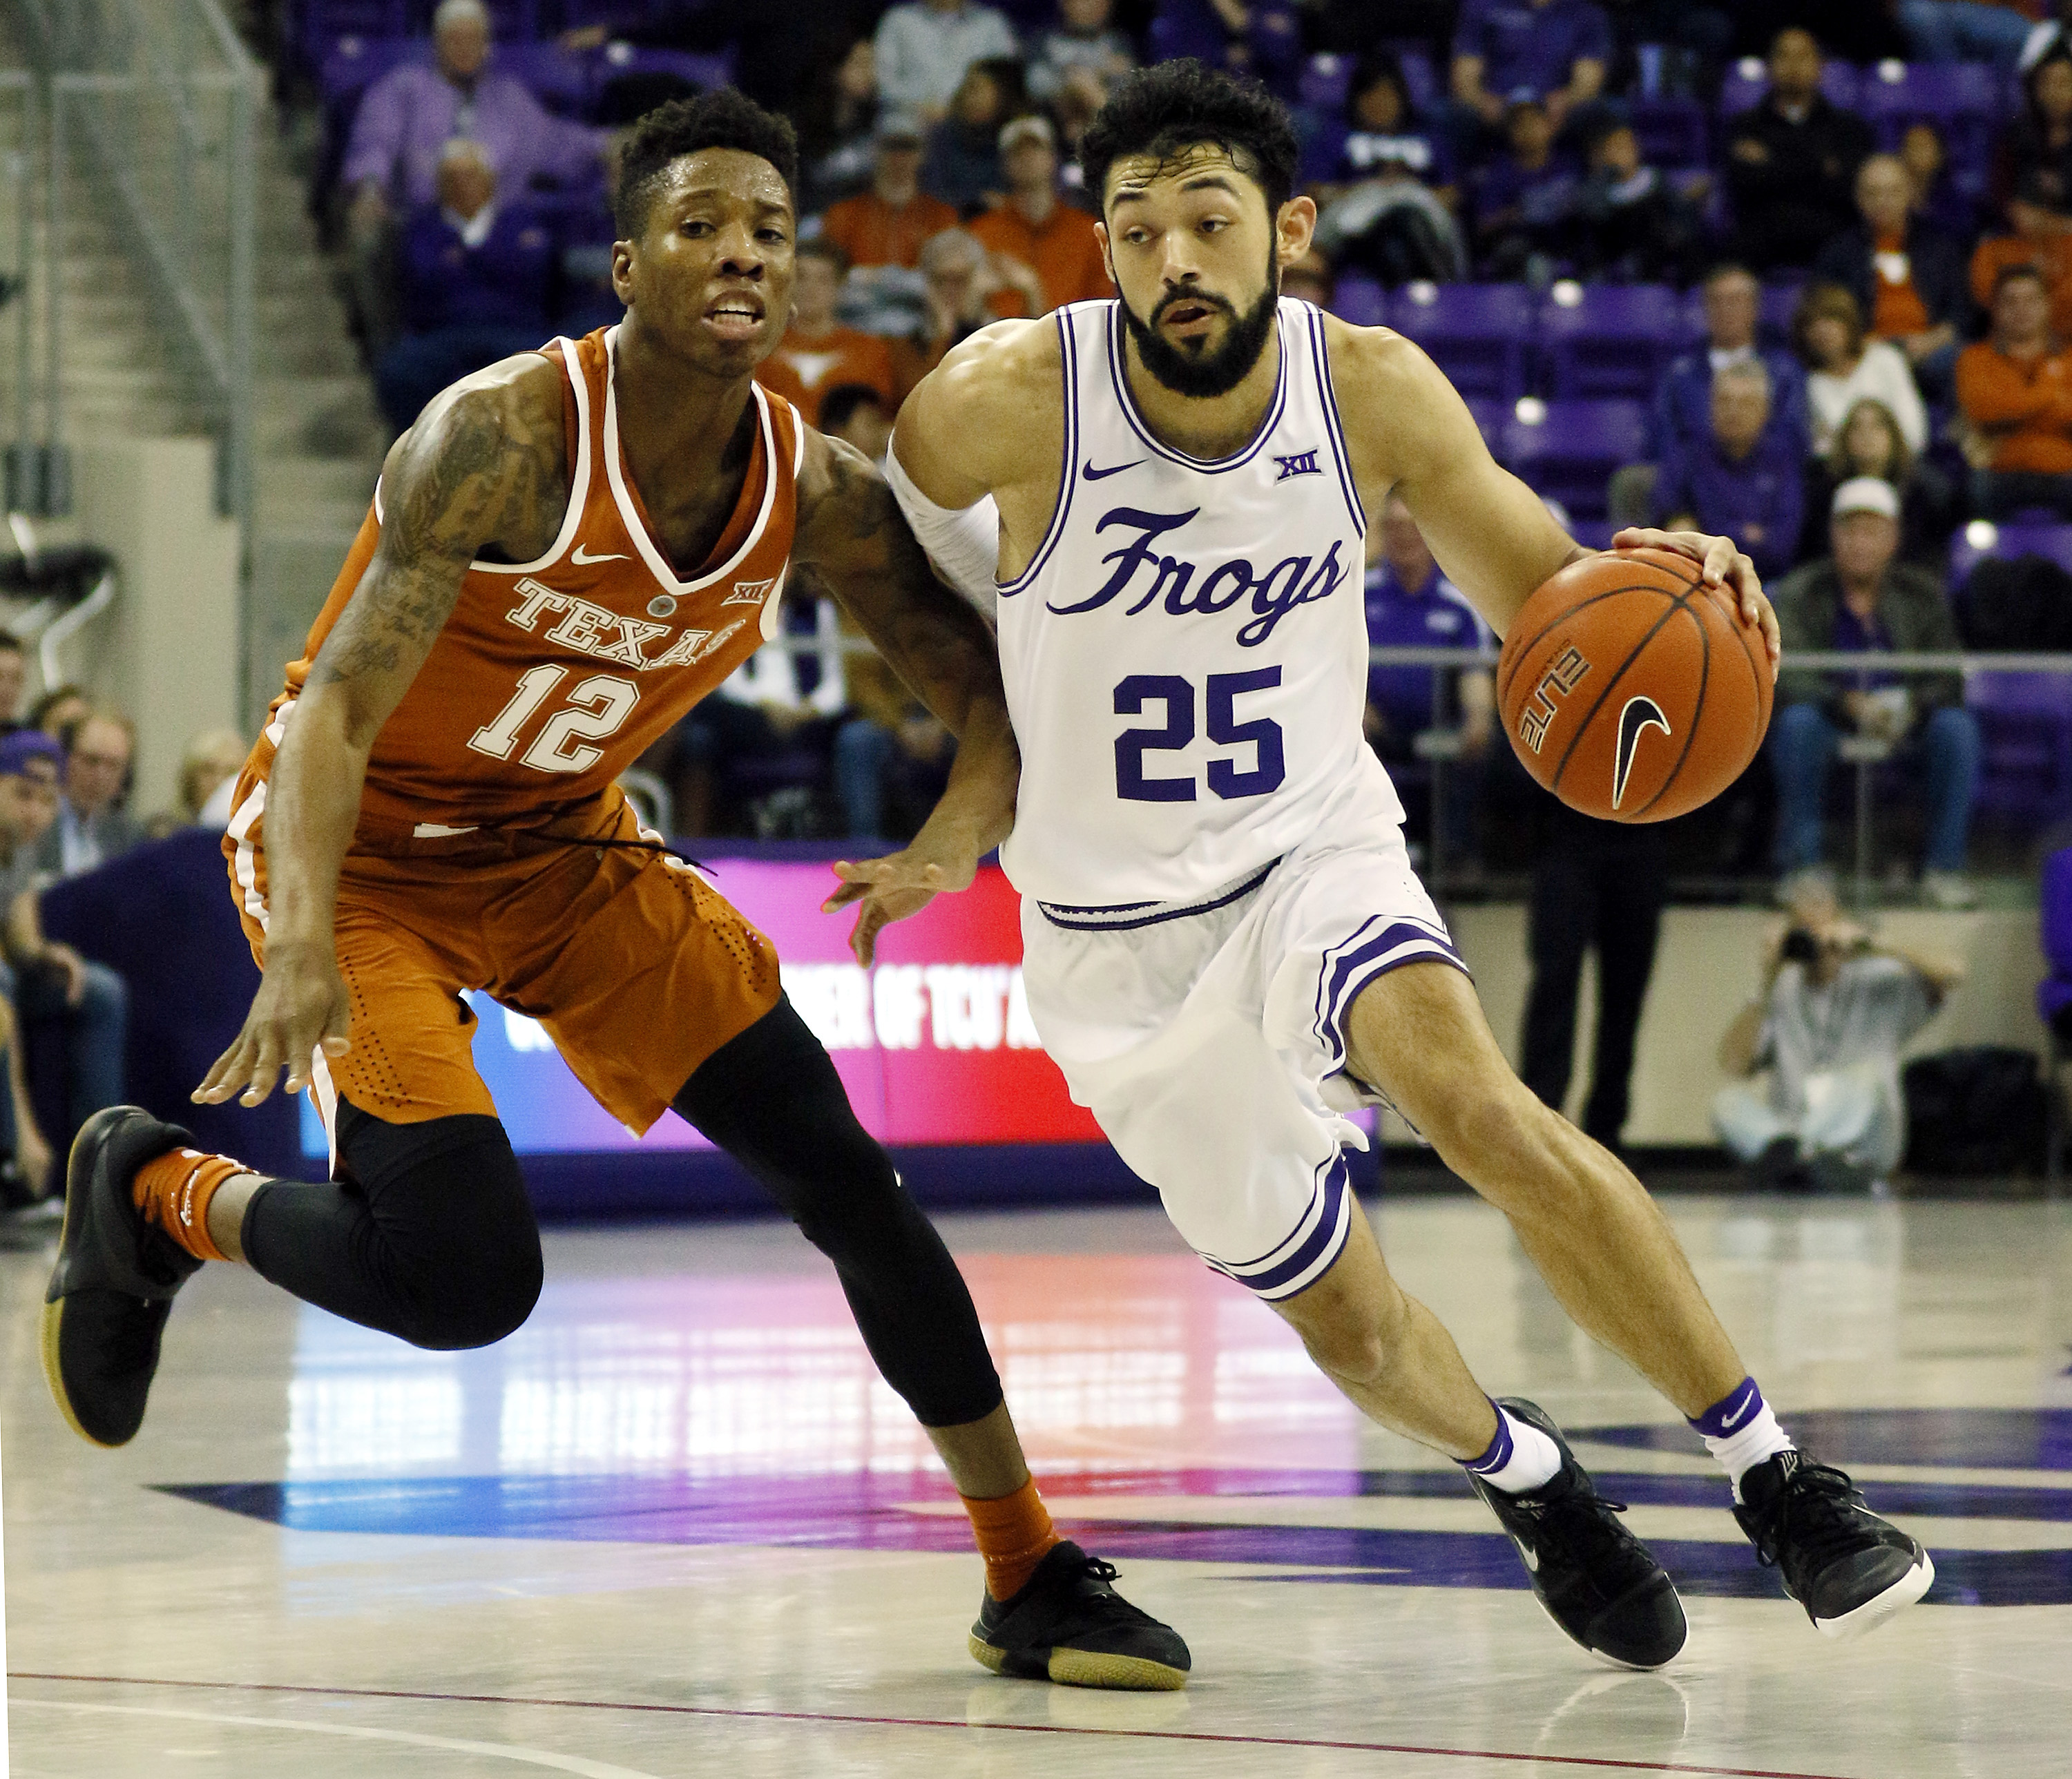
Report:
301,860,1103,1156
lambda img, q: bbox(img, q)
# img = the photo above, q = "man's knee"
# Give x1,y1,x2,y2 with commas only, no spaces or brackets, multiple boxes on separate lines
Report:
1290,1273,1413,1388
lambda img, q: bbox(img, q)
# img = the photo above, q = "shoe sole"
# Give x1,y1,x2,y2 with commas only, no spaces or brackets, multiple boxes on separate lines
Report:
1812,1550,1935,1640
967,1633,1189,1691
40,1110,137,1448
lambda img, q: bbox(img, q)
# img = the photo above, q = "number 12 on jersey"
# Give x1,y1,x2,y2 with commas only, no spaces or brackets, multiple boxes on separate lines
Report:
470,664,641,774
1115,667,1285,802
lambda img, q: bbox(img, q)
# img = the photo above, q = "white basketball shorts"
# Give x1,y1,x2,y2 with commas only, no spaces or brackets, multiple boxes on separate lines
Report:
1018,786,1468,1301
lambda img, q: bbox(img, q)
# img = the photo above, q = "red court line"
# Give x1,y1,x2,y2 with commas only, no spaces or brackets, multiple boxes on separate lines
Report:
7,1671,1857,1778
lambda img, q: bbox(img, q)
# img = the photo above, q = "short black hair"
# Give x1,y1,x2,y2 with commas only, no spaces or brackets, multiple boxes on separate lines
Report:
1081,59,1300,220
0,629,20,655
797,235,850,273
613,89,800,238
1993,260,2051,298
818,382,888,438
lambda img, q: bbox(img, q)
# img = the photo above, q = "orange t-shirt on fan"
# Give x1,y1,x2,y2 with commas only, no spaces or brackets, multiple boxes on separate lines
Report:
756,326,897,423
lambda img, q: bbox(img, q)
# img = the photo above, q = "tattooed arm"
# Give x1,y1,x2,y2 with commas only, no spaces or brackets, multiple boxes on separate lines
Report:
792,427,1020,965
197,357,566,1106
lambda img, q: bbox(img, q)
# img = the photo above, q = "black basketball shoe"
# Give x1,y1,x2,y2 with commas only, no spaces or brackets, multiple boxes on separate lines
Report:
969,1540,1191,1690
1733,1450,1934,1637
1468,1398,1688,1669
41,1107,204,1448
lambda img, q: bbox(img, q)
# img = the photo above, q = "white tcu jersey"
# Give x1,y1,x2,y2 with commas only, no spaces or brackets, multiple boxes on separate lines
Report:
997,298,1399,911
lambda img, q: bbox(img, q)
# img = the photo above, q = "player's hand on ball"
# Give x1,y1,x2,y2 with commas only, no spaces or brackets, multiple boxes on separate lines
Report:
194,940,352,1107
823,843,980,968
1611,526,1781,679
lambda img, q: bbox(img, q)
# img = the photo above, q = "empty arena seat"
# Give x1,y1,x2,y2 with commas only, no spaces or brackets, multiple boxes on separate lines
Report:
1299,52,1352,112
1539,282,1685,400
1627,98,1708,169
501,39,591,115
2037,847,2072,1037
1386,282,1532,403
1718,54,1859,116
1859,59,2002,165
588,40,735,114
1967,672,2072,826
1330,273,1385,327
1950,520,2072,588
1499,399,1647,523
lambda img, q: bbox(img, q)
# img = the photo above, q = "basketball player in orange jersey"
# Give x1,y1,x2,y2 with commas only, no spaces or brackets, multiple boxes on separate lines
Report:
884,61,1934,1666
38,93,1187,1692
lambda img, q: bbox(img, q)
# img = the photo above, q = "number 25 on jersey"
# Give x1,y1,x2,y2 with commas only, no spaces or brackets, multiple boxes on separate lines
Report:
470,665,640,775
1115,668,1285,803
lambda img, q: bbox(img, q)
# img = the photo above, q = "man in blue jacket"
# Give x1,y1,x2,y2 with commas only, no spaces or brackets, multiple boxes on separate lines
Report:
1653,359,1805,583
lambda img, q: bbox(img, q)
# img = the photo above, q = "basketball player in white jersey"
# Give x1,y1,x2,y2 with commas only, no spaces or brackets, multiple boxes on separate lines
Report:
863,62,1934,1665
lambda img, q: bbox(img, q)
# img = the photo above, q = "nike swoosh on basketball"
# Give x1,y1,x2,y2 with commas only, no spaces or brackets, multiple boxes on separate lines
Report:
1611,695,1672,812
1083,459,1142,481
571,544,630,565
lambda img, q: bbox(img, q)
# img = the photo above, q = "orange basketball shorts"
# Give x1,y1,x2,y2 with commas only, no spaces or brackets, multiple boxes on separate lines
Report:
223,789,780,1143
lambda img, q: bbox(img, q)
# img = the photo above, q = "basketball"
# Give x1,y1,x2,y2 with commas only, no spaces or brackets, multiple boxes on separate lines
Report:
1497,547,1772,824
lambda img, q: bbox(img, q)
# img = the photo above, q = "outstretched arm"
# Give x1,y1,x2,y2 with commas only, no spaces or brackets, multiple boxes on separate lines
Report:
793,427,1019,965
195,360,565,1106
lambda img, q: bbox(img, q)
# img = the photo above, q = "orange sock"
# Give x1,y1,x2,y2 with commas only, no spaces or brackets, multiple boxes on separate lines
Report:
961,1477,1061,1601
132,1147,245,1264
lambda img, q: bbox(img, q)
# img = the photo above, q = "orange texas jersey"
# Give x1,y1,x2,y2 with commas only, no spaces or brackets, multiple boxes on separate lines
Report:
236,324,803,848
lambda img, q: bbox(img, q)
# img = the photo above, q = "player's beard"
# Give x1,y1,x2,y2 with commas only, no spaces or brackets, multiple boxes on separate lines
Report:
1120,252,1280,401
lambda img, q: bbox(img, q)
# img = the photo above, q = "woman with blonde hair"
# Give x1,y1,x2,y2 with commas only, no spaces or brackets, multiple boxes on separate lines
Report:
1801,396,1958,566
1794,282,1929,457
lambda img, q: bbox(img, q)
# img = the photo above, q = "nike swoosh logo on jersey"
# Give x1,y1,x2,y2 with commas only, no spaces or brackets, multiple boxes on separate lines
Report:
571,544,630,565
1082,458,1142,481
1611,694,1672,812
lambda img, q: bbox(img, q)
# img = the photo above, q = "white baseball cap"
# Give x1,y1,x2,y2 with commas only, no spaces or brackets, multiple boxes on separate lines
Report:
1832,477,1900,521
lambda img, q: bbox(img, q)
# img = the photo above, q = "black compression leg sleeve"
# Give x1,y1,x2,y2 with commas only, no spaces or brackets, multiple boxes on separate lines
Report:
674,997,1004,1428
241,1104,544,1350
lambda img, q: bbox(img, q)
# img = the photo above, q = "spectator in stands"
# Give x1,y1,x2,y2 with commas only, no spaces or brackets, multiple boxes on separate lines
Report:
1027,0,1136,105
27,686,85,742
1803,397,1960,570
818,382,894,469
1306,52,1466,287
1769,478,1979,908
1568,117,1706,286
1363,493,1494,867
1899,120,1978,247
922,59,1021,215
1897,0,2040,69
1450,0,1611,142
1714,876,1961,1194
38,709,143,879
753,240,897,426
1725,27,1876,274
372,141,555,435
1957,262,2072,519
1470,98,1580,282
820,115,961,271
340,0,607,355
0,733,58,1212
890,227,1046,397
1813,154,1969,404
969,115,1111,311
1281,247,1335,309
1973,36,2072,340
148,727,248,839
874,0,1019,126
0,631,24,733
667,594,850,837
795,35,882,211
0,730,128,1156
1150,1,1305,100
1653,359,1804,583
1794,283,1930,460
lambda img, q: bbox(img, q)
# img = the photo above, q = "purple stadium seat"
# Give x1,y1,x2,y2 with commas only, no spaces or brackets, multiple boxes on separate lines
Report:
1949,521,2072,589
1393,46,1436,110
1539,283,1684,400
1969,672,2072,825
1499,400,1648,523
2038,847,2072,1030
1463,398,1507,451
302,1,410,67
1330,273,1385,328
1860,60,1999,177
1628,99,1707,169
1718,55,1859,116
1759,280,1805,347
588,41,735,110
1300,52,1352,113
1386,282,1533,403
318,30,421,108
502,40,591,116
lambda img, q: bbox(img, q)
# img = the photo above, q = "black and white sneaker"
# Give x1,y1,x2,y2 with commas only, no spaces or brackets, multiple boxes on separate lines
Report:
1467,1398,1688,1670
40,1106,202,1448
969,1540,1191,1691
1734,1450,1934,1637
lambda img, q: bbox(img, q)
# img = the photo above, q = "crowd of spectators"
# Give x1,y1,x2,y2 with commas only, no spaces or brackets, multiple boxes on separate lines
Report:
290,0,2072,890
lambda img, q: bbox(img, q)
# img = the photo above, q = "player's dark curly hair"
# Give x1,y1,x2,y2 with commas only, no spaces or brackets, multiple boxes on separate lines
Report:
1080,59,1300,220
613,88,800,238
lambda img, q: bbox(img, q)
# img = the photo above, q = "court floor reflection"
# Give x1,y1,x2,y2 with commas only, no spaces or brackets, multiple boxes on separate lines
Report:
6,1194,2071,1777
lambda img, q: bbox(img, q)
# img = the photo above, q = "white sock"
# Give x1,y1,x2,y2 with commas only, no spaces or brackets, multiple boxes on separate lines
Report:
1462,1404,1564,1494
1704,1403,1795,1502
